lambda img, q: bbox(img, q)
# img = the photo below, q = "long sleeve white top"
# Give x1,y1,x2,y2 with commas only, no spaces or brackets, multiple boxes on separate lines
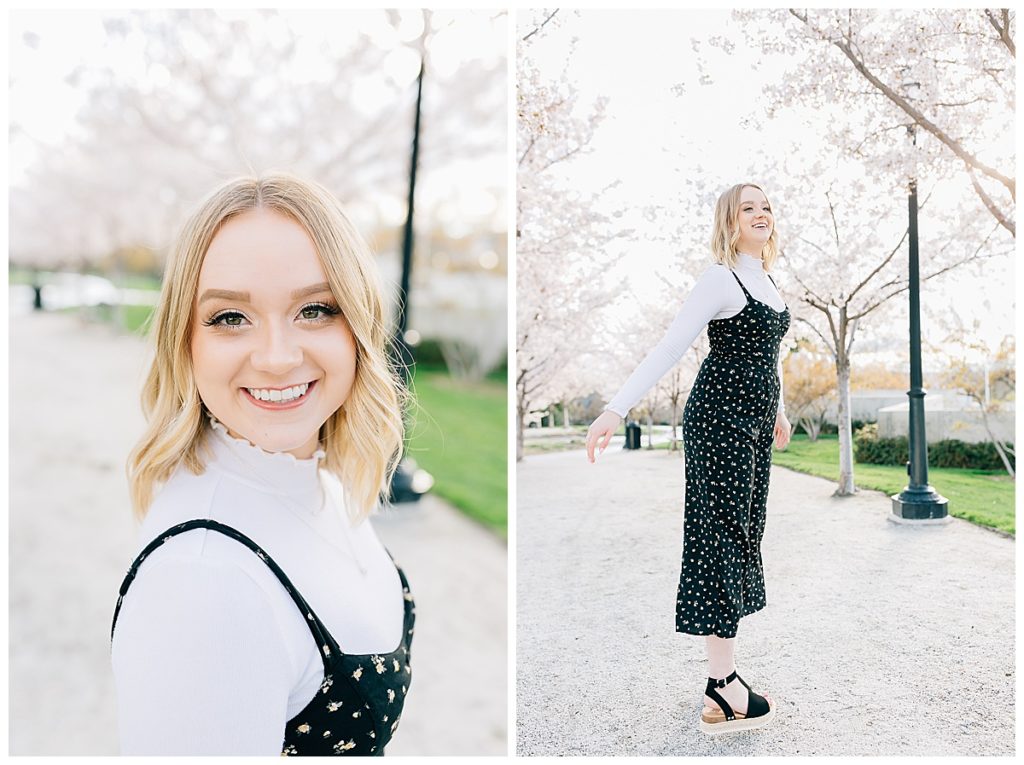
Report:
110,416,405,755
605,252,788,418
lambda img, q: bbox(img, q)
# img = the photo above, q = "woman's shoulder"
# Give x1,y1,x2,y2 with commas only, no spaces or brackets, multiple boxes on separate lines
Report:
139,464,218,534
699,261,733,277
131,466,293,600
693,262,738,289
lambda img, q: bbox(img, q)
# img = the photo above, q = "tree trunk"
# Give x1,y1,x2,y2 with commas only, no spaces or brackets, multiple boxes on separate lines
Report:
516,380,525,463
834,355,857,495
645,412,654,449
798,414,821,442
562,399,570,428
670,401,679,450
979,406,1015,477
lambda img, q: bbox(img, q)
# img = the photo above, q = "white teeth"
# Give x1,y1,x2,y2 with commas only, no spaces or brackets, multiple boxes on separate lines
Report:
246,382,311,403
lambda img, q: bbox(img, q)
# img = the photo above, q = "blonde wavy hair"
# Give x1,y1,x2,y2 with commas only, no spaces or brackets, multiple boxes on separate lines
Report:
709,183,780,271
127,174,406,523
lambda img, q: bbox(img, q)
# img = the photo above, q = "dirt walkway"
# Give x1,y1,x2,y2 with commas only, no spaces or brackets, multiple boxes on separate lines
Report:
516,446,1014,756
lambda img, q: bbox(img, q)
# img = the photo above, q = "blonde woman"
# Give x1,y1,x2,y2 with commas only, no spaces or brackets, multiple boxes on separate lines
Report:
586,183,791,735
110,174,412,755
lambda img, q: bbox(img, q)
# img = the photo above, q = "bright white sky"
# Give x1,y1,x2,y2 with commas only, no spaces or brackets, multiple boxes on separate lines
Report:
525,8,1017,367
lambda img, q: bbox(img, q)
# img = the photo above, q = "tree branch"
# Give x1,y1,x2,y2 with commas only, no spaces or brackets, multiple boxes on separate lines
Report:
794,315,836,360
522,9,559,42
985,8,1015,58
789,8,1016,202
967,164,1016,236
846,226,908,304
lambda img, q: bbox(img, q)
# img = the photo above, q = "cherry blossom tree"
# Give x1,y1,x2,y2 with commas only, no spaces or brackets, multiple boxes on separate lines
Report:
10,9,506,268
723,8,1015,237
686,8,1015,494
773,154,1009,493
516,9,628,460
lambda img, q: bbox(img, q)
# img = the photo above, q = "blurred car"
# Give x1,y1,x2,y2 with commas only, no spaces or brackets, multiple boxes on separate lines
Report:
40,272,120,309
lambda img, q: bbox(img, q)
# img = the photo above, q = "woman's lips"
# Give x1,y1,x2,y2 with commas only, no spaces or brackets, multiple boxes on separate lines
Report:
242,380,317,410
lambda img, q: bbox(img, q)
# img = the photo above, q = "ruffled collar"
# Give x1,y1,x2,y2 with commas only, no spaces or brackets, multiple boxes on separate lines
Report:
203,415,327,514
735,251,767,273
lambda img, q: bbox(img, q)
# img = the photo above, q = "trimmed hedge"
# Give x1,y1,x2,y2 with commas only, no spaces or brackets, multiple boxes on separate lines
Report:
853,423,1014,472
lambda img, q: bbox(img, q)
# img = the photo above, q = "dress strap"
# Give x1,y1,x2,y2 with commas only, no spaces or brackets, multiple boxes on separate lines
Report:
111,519,339,665
766,272,779,290
728,269,752,298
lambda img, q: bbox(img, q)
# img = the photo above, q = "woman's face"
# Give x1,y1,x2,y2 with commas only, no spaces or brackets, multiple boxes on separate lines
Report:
734,185,773,256
190,208,357,459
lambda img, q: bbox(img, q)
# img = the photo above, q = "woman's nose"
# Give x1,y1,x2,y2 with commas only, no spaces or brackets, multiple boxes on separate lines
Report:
249,323,303,375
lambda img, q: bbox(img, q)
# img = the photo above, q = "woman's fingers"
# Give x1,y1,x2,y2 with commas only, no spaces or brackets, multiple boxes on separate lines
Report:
586,427,613,462
773,422,790,449
585,428,606,462
587,412,623,462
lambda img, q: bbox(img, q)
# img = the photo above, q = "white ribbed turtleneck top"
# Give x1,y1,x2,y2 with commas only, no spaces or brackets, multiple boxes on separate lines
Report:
111,417,404,755
605,252,787,418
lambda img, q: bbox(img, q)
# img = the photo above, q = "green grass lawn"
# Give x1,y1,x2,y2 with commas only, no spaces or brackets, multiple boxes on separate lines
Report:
9,268,162,291
60,304,155,334
407,367,507,537
772,433,1014,536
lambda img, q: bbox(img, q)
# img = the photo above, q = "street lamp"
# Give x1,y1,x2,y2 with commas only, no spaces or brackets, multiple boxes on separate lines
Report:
388,13,434,504
890,77,949,523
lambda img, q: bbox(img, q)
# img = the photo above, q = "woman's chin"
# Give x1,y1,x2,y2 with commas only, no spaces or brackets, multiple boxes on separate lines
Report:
226,423,321,459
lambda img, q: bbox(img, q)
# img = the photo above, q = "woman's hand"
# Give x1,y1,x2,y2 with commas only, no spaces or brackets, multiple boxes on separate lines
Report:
773,411,792,450
586,410,623,463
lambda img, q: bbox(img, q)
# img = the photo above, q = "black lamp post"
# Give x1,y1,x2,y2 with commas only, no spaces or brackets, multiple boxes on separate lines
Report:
388,35,434,504
890,79,949,521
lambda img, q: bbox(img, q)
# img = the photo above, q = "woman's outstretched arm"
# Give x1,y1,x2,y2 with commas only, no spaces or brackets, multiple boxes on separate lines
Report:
604,265,735,417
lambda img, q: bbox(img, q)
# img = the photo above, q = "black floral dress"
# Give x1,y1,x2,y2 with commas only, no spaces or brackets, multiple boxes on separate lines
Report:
676,270,789,638
111,519,414,756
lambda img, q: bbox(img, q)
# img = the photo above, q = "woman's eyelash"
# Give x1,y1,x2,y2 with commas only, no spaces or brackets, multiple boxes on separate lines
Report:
201,301,341,329
298,301,341,320
202,310,246,327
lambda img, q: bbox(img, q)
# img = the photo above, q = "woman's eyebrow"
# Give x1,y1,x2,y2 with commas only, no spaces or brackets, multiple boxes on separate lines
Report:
198,282,332,305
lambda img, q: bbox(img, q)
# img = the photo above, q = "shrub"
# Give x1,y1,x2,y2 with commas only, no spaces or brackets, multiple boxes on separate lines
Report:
929,439,1015,472
853,423,908,465
853,422,1014,471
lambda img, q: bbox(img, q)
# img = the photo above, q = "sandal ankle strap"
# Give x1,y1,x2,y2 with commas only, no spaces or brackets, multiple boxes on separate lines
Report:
706,669,738,690
704,670,739,721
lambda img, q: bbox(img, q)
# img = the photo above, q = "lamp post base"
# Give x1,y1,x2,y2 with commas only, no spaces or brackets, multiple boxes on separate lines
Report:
887,513,953,527
890,487,949,520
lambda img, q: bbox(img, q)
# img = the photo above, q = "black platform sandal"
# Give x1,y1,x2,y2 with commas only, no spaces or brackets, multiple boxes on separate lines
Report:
699,669,776,735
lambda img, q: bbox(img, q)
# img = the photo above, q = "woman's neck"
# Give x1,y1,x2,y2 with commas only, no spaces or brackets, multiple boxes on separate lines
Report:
735,251,765,271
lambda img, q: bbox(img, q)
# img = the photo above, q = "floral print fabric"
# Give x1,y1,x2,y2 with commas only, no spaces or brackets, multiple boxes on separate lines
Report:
111,519,414,756
676,270,790,638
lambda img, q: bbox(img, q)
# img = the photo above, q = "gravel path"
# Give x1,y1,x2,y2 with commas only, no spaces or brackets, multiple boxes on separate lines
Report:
516,446,1014,756
9,308,506,756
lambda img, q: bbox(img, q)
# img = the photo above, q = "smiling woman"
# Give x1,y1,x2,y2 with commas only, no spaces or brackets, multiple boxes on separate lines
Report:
190,208,358,459
110,174,414,755
586,182,791,736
